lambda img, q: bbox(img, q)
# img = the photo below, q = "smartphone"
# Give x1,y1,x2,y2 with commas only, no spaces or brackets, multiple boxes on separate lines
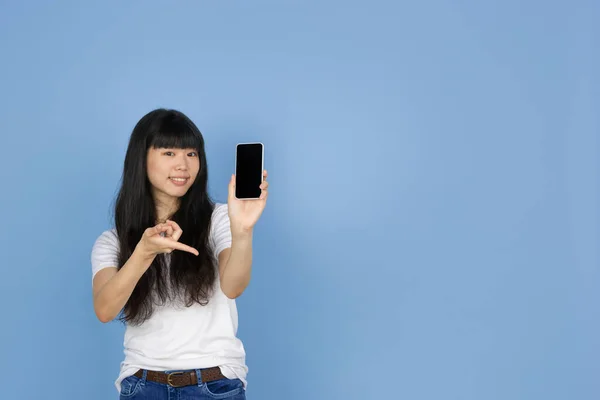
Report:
235,142,264,200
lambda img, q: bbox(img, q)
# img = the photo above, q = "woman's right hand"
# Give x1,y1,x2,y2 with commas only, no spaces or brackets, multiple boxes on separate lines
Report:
136,220,199,259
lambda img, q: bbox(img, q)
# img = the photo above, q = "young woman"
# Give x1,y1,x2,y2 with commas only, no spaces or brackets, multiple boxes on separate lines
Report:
91,108,268,399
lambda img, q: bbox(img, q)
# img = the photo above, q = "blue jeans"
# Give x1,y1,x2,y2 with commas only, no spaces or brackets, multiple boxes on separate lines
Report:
119,369,246,399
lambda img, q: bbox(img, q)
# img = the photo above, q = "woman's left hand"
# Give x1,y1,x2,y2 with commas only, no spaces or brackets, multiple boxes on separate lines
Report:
227,170,269,236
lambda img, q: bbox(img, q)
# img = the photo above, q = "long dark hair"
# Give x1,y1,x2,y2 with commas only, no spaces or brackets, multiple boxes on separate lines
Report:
113,108,217,325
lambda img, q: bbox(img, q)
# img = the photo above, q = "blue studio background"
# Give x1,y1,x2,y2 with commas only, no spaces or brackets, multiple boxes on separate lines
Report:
0,1,598,399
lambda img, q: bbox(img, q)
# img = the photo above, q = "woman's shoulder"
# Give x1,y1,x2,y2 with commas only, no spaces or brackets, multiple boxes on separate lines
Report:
93,228,119,248
91,228,119,270
97,227,118,239
212,202,228,217
209,203,231,253
210,203,230,227
212,203,229,222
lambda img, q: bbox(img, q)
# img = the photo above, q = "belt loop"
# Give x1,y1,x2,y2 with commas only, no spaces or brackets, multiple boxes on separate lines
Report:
141,369,148,383
195,369,203,386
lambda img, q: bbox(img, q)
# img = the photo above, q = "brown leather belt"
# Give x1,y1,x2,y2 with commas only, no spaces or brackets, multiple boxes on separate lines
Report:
133,367,226,388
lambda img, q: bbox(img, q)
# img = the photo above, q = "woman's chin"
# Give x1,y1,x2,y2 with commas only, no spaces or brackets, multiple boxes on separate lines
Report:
170,188,190,198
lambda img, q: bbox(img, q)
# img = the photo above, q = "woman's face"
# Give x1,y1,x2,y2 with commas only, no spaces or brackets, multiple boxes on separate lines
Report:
146,147,200,199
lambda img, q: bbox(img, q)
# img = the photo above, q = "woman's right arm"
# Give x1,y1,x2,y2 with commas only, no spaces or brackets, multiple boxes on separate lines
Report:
92,246,155,323
92,222,199,323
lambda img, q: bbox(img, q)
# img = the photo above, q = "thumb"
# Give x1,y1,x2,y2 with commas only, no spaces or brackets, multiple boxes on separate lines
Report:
228,174,236,200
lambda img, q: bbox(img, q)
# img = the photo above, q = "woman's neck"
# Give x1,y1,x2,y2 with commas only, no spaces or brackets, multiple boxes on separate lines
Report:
153,192,180,223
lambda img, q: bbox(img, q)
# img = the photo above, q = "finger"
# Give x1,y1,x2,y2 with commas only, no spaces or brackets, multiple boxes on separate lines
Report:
148,223,169,237
260,188,268,200
263,169,268,181
158,238,193,255
166,219,182,232
168,240,199,256
157,224,173,238
260,180,269,190
166,220,183,241
228,174,235,201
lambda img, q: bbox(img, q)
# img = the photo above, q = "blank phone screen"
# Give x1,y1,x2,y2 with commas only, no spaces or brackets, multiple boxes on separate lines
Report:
235,143,263,199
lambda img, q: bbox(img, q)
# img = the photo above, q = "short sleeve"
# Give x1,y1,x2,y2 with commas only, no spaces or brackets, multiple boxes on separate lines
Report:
91,229,119,280
210,203,232,261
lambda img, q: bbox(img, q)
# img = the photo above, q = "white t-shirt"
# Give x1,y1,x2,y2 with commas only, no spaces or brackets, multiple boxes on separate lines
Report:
90,203,248,393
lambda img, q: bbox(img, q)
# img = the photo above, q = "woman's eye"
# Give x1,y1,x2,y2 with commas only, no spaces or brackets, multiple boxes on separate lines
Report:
165,151,174,156
188,152,197,157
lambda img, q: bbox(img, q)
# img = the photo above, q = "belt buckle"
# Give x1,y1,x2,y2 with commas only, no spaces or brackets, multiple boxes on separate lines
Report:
167,371,185,387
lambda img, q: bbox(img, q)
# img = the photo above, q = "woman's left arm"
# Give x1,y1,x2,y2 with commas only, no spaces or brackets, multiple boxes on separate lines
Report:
219,170,268,299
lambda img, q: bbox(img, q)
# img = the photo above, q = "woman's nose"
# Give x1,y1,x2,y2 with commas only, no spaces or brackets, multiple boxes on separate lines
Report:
175,156,188,170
